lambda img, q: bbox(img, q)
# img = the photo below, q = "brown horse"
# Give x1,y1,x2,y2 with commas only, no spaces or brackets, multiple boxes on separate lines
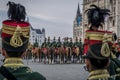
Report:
73,46,84,63
54,47,62,63
59,46,66,64
72,47,80,63
65,47,72,63
32,47,41,62
41,47,49,64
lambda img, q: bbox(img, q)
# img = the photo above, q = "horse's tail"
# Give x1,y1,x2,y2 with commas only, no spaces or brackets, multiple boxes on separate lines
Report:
76,47,80,56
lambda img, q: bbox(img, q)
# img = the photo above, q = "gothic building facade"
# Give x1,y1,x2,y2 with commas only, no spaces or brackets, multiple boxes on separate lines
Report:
29,25,45,47
82,0,120,40
73,4,83,42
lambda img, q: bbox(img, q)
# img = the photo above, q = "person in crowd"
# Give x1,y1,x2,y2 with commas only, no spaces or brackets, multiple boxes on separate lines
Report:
83,4,120,80
83,43,112,80
0,1,46,80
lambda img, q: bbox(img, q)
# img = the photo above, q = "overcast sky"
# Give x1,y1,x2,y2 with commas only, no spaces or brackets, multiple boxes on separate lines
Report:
0,0,83,39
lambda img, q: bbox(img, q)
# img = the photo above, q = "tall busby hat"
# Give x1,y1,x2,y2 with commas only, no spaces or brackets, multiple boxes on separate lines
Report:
48,36,50,41
58,36,60,41
70,38,72,41
75,37,78,41
83,4,114,55
1,1,30,53
44,37,47,41
53,36,56,40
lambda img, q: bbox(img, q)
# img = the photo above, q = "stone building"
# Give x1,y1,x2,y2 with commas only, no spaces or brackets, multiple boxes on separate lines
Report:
73,3,83,42
29,25,45,47
82,0,120,40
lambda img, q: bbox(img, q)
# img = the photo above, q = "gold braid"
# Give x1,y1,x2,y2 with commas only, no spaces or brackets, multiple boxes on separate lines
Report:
10,25,23,47
2,24,30,38
101,33,111,57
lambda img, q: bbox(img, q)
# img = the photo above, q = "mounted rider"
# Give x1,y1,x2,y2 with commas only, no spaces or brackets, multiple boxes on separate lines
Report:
73,37,80,63
41,38,47,62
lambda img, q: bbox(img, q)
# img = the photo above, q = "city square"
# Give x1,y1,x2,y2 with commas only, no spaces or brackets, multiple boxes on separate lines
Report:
24,60,88,80
0,0,120,80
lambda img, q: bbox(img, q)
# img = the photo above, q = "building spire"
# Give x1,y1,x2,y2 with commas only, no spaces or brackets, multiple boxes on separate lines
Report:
76,3,81,19
75,3,82,26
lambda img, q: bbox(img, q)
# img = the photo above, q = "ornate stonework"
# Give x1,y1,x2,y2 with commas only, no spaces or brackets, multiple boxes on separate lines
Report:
73,4,83,42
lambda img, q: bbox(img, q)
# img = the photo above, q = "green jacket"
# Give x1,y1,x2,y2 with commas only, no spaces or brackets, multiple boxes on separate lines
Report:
68,42,73,48
51,41,57,47
88,69,114,80
63,41,69,47
41,42,47,48
79,41,83,49
0,58,46,80
56,41,61,47
108,58,120,80
46,42,51,48
73,42,79,47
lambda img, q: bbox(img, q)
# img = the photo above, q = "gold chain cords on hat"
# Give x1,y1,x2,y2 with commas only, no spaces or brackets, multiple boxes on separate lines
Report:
101,33,111,57
10,26,24,47
2,24,30,47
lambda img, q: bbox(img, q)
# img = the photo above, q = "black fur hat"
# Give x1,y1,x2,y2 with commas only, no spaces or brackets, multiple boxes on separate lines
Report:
1,1,30,53
85,4,110,30
83,43,111,59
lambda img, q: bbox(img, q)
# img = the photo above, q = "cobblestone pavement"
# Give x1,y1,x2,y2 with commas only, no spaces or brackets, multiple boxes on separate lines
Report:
24,60,89,80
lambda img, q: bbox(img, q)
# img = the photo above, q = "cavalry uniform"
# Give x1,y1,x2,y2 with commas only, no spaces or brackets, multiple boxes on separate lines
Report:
73,37,79,47
83,30,120,79
63,37,69,47
41,38,47,62
0,58,46,80
88,69,113,80
56,37,62,48
41,38,47,48
83,4,120,80
68,39,73,48
0,2,46,80
73,37,82,63
112,40,120,58
56,37,62,56
108,39,120,80
50,37,57,63
78,38,83,50
41,38,47,54
51,37,57,48
46,37,51,48
83,43,113,80
64,38,72,63
54,37,62,63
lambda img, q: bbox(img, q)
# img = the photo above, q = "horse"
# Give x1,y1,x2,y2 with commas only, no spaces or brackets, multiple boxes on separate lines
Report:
31,47,41,62
65,47,72,63
59,46,66,64
73,46,84,63
72,47,78,63
54,47,62,64
47,47,55,64
41,47,49,64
